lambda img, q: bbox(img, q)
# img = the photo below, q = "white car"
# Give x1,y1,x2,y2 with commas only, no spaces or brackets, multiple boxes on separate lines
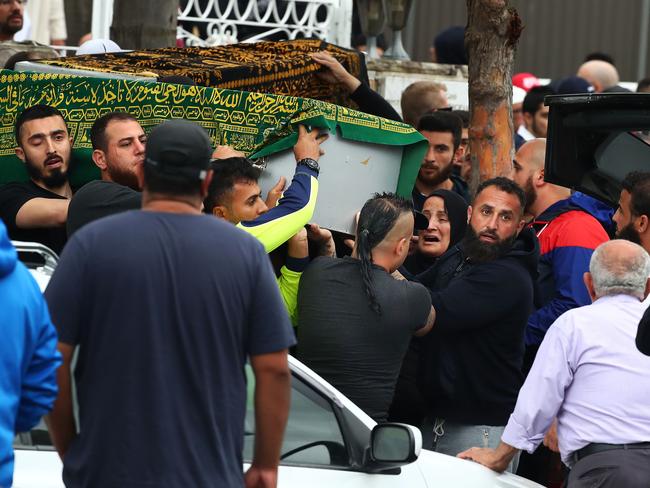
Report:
12,242,542,488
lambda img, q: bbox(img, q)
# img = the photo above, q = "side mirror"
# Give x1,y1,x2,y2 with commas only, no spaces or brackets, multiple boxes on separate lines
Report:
364,423,421,473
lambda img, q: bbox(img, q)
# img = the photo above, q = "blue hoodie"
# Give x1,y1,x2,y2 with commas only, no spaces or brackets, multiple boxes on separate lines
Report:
525,192,612,346
0,221,61,487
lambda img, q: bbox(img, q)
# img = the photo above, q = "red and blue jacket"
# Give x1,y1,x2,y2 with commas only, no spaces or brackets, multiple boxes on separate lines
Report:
525,193,612,346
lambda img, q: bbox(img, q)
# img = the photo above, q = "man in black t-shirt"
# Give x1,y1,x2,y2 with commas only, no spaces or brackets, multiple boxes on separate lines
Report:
45,120,295,488
66,111,145,236
0,104,73,254
298,193,434,422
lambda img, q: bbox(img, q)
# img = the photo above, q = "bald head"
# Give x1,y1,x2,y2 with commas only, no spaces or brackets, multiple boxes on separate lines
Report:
577,60,619,93
588,240,650,300
517,139,546,170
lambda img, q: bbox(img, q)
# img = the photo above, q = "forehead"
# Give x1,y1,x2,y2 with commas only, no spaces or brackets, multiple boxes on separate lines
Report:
20,115,67,138
423,195,446,213
474,186,521,213
619,189,632,207
105,119,144,141
231,180,260,202
420,130,454,147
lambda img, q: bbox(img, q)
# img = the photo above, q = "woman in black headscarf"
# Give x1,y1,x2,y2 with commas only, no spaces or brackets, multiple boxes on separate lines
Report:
402,189,469,277
389,189,468,426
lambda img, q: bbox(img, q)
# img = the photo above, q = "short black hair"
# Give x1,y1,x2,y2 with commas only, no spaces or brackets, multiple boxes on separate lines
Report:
452,109,469,128
15,104,67,145
90,111,138,152
522,85,555,116
417,112,463,151
203,157,261,213
622,171,650,218
584,51,615,66
475,176,526,216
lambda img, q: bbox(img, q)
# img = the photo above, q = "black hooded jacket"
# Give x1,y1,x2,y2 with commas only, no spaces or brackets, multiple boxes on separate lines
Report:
418,227,539,425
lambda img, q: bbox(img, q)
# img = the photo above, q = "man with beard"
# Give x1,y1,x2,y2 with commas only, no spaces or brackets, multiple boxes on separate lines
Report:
0,104,72,254
512,139,611,362
613,171,650,251
416,177,538,472
612,172,650,355
510,139,611,484
412,112,469,212
66,112,145,236
0,0,23,41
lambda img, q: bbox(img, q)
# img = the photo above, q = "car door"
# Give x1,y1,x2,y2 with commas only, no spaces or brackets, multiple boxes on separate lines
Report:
242,362,428,487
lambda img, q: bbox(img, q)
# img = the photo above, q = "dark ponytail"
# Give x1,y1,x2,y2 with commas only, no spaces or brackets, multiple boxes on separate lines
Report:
356,192,414,315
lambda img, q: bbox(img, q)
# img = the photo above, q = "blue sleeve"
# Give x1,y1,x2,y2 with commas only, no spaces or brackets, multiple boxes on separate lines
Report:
238,166,318,253
16,279,61,433
525,246,594,346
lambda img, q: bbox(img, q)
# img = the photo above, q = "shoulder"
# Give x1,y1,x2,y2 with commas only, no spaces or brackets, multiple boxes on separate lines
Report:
304,256,347,275
0,181,32,196
545,210,608,250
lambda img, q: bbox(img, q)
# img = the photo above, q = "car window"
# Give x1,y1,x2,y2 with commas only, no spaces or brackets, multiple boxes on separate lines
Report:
243,364,349,467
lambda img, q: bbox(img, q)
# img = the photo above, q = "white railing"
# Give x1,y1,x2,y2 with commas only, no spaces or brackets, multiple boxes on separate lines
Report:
90,0,352,50
177,0,352,47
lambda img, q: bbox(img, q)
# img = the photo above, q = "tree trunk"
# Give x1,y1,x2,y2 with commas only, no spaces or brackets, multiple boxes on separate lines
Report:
465,0,522,187
64,0,92,46
111,0,177,50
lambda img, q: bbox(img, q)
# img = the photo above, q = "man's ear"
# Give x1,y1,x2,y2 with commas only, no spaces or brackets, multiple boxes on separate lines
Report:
14,146,25,163
92,149,108,171
536,168,545,187
583,272,597,302
454,145,465,163
212,205,228,221
637,214,649,234
466,205,472,223
516,218,526,234
396,236,409,257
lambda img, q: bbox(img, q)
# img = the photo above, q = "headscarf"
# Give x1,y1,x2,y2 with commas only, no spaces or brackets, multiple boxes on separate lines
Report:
401,189,469,277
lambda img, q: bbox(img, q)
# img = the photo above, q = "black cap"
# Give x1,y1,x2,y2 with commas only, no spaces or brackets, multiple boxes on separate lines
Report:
413,210,429,230
145,119,212,181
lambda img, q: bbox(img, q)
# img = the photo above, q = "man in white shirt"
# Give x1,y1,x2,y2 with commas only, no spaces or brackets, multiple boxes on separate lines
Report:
458,239,650,488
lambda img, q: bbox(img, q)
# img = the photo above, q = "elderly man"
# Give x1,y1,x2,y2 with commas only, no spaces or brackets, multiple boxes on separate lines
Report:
459,239,650,488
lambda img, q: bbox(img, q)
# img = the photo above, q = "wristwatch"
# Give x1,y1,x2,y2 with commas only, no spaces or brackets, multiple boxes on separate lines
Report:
296,157,320,175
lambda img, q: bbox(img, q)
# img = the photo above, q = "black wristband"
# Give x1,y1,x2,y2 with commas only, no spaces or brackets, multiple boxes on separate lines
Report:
296,157,320,175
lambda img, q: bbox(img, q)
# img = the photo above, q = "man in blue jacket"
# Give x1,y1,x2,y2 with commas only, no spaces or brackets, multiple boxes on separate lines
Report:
512,139,611,364
0,220,61,487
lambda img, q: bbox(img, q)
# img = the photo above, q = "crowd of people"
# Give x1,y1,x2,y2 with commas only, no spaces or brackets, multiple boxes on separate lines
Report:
1,4,650,488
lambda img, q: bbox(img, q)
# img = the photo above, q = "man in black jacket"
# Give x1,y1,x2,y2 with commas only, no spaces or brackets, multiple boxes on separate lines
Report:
416,177,539,473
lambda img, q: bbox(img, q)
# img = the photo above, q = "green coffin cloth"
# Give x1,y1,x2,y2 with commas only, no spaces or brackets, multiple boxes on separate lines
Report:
0,70,425,197
35,40,367,108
